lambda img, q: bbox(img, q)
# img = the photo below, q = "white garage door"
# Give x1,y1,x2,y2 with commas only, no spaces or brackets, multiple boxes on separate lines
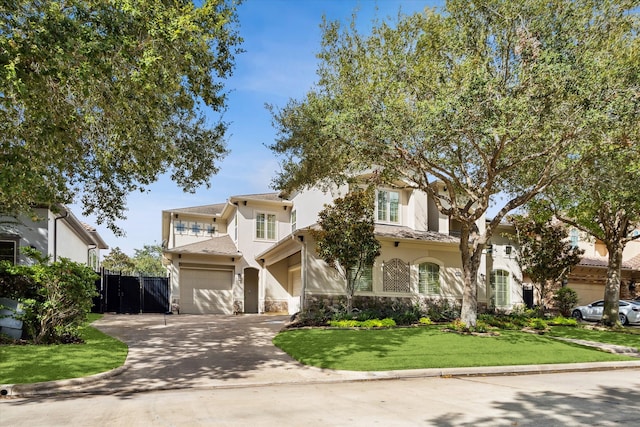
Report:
180,268,234,314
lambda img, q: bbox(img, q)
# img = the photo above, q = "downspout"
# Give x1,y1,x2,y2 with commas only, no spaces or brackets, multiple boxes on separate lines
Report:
53,210,69,262
297,234,307,312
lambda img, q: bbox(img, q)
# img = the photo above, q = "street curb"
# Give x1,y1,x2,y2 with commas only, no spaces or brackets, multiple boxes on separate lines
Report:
2,361,639,398
0,364,129,398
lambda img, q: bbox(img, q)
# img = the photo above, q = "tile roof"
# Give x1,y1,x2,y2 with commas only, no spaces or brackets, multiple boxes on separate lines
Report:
168,203,227,216
578,255,640,270
374,224,459,244
164,235,241,257
231,192,285,202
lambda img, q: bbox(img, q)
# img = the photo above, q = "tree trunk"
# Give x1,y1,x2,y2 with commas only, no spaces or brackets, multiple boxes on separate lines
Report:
602,243,623,326
459,227,481,327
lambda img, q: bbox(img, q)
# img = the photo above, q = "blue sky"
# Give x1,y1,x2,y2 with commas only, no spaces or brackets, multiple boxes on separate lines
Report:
73,0,444,256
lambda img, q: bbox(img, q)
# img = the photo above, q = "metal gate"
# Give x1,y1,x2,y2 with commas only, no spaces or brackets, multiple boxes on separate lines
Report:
93,269,170,314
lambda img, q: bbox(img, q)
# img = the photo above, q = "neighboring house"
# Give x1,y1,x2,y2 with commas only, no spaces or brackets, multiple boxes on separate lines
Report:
161,180,516,315
0,205,108,270
564,228,640,304
489,224,640,307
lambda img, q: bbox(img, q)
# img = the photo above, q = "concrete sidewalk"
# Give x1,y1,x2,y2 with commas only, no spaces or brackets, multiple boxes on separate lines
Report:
2,314,640,398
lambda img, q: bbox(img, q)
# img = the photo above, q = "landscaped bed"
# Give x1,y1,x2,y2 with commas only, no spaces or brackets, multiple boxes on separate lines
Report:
0,314,128,385
273,325,637,371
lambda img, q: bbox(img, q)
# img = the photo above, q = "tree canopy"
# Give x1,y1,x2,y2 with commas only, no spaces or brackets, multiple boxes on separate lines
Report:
1,0,242,233
509,215,583,314
269,0,638,325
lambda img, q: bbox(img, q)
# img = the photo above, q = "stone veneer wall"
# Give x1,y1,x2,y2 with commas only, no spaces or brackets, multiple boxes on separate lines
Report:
305,294,466,314
264,299,288,314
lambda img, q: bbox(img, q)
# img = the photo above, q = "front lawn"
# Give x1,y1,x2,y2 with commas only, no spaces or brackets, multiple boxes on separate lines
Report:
273,326,634,371
548,326,640,349
0,314,128,384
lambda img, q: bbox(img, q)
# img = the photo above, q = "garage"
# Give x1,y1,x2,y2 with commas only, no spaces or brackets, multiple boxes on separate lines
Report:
179,268,234,314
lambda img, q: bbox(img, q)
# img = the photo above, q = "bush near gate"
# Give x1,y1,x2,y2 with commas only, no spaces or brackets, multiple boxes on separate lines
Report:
0,249,97,344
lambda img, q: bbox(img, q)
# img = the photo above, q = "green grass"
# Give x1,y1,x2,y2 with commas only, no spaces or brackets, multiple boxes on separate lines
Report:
548,326,640,349
272,326,634,371
0,314,128,384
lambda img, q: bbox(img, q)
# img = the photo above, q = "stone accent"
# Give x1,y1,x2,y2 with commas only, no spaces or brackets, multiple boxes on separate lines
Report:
264,299,288,314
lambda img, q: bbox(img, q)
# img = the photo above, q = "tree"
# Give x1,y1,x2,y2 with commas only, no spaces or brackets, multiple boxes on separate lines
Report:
101,247,135,274
1,0,242,233
269,0,634,326
132,244,165,277
540,7,640,326
509,215,583,315
311,188,381,312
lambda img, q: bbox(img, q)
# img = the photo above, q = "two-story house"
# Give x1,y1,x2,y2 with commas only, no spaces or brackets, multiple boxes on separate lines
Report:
0,204,108,269
162,179,535,315
487,223,640,308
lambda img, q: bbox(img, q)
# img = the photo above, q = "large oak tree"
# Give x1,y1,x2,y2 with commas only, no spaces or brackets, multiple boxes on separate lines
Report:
269,0,637,326
1,0,242,233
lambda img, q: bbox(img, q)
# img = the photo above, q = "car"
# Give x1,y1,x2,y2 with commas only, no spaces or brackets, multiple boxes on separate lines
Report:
571,299,640,325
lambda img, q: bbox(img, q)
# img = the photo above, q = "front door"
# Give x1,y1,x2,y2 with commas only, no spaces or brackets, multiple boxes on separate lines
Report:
243,268,259,313
288,268,301,315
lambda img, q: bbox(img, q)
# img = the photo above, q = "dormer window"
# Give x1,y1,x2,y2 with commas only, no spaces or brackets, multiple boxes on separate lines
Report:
376,189,399,223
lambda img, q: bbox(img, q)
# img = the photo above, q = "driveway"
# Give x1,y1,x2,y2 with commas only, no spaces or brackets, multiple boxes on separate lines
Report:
6,313,640,397
65,313,361,394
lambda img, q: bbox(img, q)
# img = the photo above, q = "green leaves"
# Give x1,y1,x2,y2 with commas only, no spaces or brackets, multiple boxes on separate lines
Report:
1,0,242,233
311,187,381,310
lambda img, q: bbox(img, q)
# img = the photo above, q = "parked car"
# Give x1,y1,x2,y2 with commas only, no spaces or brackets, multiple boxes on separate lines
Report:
571,300,640,325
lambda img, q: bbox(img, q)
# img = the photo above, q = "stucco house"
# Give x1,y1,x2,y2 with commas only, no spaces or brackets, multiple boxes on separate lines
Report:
0,205,108,269
488,223,640,307
161,179,539,315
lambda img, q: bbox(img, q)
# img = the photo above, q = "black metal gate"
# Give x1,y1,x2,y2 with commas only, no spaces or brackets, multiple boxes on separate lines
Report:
93,269,169,314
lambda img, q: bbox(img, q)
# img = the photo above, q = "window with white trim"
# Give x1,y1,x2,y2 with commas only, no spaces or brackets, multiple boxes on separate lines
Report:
418,262,440,295
376,189,400,223
569,228,579,248
350,265,373,292
291,210,297,233
491,270,510,307
256,212,277,240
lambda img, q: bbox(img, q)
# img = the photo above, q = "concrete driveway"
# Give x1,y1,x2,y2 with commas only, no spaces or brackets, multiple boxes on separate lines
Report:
66,313,360,394
5,313,640,397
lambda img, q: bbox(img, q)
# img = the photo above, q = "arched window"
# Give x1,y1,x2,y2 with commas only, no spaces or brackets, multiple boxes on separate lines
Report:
491,270,510,307
418,263,440,295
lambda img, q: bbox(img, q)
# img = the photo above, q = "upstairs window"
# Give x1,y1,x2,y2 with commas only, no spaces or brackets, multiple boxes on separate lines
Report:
376,190,399,223
291,210,297,233
256,212,277,240
418,262,440,295
190,222,201,235
175,221,186,235
570,228,579,248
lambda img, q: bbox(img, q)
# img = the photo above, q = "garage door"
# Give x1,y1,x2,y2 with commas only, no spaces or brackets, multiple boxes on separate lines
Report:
180,268,234,314
570,283,603,305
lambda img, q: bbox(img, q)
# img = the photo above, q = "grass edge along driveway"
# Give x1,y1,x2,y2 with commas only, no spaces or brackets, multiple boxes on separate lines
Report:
273,326,636,371
0,314,128,385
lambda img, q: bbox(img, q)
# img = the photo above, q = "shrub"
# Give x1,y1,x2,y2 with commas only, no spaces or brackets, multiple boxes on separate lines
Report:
424,298,461,322
0,253,98,344
548,316,578,326
554,287,579,317
528,318,548,330
328,318,397,328
418,317,433,325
